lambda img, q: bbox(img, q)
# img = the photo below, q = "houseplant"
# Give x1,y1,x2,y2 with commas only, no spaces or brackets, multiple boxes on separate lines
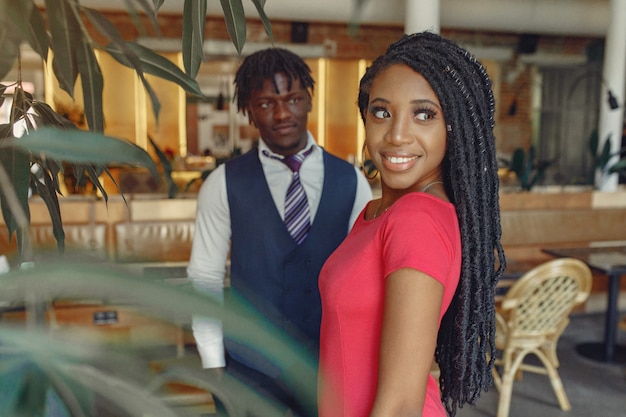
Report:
0,1,288,415
588,129,626,187
0,0,273,263
499,145,558,191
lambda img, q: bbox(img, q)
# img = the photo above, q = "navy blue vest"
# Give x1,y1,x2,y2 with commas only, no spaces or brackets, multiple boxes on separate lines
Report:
225,148,357,374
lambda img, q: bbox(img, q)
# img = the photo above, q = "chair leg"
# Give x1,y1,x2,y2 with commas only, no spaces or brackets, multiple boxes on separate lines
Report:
496,350,522,417
536,349,571,411
496,368,515,417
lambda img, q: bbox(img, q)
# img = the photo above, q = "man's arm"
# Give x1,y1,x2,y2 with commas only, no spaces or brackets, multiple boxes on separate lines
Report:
187,165,231,368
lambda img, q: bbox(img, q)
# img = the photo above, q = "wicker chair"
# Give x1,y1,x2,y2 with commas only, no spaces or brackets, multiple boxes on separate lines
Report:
492,258,592,417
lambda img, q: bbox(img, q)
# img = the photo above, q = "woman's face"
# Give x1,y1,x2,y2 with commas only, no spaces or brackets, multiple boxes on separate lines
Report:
364,64,447,193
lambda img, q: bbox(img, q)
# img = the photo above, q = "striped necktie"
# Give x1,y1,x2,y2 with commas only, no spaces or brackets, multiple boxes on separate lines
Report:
266,148,313,244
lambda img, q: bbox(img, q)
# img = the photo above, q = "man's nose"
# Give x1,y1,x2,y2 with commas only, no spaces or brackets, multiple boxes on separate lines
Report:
273,100,291,120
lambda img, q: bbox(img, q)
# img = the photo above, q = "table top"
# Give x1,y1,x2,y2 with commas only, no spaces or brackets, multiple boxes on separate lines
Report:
542,245,626,275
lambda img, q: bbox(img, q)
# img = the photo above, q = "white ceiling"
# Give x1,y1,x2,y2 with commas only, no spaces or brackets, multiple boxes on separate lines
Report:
38,0,613,36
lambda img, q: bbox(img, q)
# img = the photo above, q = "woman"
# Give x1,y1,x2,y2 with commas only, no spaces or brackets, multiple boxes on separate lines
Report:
318,32,505,417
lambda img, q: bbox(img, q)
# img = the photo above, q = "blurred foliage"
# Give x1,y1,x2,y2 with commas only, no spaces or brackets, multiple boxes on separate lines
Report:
499,146,558,191
149,136,179,199
588,129,626,186
0,262,316,416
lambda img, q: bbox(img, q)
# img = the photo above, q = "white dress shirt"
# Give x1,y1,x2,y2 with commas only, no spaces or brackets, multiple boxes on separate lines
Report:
188,132,372,368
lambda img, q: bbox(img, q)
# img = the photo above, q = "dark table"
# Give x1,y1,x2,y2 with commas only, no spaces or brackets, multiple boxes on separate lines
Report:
542,245,626,364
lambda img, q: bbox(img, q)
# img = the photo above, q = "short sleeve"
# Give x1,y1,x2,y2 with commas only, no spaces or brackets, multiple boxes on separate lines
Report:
380,194,459,286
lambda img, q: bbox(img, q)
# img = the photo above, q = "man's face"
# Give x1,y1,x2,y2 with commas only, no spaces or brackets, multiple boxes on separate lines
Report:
246,72,312,156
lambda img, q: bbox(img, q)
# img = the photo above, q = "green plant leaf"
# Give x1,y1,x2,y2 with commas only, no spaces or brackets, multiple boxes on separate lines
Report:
85,164,109,202
0,136,31,243
103,42,205,97
608,159,626,174
132,0,162,35
119,0,159,38
12,365,50,417
348,0,371,35
220,0,246,55
45,0,81,97
149,136,178,198
76,39,104,132
38,159,63,195
25,4,50,62
31,101,76,130
588,129,599,157
598,136,612,172
0,1,48,73
510,148,525,177
182,0,207,79
0,21,23,83
82,7,143,72
82,7,167,120
153,0,165,11
0,127,158,178
31,169,65,255
0,0,49,78
250,0,274,44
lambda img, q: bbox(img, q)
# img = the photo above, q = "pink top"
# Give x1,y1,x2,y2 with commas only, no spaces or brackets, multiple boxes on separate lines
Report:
318,192,461,417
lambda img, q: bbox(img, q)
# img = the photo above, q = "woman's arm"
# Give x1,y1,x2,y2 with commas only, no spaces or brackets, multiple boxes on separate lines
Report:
369,267,444,417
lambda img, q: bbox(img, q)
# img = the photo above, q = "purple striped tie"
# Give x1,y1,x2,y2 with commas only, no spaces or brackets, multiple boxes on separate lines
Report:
279,149,313,244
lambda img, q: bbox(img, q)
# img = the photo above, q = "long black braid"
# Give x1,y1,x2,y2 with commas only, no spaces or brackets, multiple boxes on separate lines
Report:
358,32,506,416
234,47,315,115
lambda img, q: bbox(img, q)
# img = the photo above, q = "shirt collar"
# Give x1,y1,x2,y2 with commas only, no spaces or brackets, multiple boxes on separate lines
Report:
258,131,318,160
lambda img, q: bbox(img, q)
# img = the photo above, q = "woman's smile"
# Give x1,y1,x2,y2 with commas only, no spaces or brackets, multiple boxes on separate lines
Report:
381,153,419,171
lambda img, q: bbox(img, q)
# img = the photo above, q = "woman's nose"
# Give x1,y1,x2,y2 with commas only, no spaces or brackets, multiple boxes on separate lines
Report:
386,116,412,144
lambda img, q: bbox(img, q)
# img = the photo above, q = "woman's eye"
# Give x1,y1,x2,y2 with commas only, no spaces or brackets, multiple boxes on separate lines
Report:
415,109,436,121
372,108,390,119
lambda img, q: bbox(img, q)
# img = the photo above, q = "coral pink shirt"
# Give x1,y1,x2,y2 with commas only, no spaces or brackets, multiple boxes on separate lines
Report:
318,193,461,417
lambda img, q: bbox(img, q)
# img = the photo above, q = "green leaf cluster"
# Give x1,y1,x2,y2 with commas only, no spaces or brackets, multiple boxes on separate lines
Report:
0,0,273,263
0,263,317,417
500,146,558,191
588,129,626,180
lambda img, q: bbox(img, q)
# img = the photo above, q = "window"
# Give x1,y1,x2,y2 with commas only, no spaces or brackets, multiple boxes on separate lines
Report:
534,63,601,185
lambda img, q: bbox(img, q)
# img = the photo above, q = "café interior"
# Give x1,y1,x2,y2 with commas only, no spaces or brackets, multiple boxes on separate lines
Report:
0,0,625,416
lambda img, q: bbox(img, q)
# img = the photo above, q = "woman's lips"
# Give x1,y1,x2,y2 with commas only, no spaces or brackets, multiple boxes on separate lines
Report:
381,153,419,171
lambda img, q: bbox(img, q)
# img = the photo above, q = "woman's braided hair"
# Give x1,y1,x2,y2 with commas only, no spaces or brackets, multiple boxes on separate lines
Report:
234,47,315,115
358,31,506,416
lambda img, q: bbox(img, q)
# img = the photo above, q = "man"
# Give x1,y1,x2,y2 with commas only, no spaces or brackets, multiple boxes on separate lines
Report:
187,48,371,416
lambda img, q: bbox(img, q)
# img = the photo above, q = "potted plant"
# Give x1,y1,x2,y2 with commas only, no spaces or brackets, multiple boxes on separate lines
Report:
588,129,626,188
499,145,558,191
